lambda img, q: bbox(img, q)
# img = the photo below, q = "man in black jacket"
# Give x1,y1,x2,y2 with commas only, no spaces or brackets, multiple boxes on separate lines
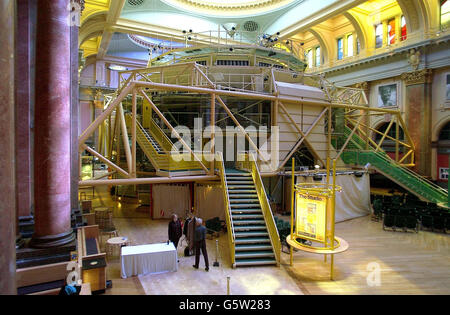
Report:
168,214,182,249
192,218,209,271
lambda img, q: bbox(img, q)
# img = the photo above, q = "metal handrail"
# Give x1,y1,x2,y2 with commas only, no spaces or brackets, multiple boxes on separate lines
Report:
216,152,235,266
249,153,281,265
371,151,448,195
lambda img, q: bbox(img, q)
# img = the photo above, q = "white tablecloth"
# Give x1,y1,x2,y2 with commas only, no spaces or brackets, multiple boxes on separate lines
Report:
120,242,178,278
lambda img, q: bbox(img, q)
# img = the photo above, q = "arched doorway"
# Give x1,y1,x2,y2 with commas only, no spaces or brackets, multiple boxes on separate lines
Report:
436,121,450,184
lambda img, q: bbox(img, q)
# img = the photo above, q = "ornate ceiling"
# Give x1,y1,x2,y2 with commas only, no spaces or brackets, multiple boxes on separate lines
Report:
160,0,297,17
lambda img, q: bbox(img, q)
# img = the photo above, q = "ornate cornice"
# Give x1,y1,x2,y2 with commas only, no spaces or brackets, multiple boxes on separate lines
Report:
173,0,286,10
401,69,433,86
161,0,295,16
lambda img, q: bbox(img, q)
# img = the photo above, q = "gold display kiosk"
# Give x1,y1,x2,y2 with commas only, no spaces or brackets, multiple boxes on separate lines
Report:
287,158,349,280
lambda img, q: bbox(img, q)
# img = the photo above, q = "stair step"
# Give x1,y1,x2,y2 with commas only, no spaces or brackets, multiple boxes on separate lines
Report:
229,199,259,203
231,209,262,214
235,237,271,244
226,180,254,184
226,173,251,177
234,258,276,267
235,244,272,252
231,204,261,208
226,177,252,181
228,190,257,194
228,185,255,189
232,214,264,220
234,225,267,232
228,194,258,198
234,230,269,241
235,251,274,259
233,219,265,225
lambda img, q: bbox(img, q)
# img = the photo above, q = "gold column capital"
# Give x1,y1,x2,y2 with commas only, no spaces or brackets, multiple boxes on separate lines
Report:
355,81,370,91
401,69,433,86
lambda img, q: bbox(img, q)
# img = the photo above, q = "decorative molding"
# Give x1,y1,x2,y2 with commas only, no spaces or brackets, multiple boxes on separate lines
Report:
406,48,421,71
72,0,85,13
401,69,433,86
355,81,369,91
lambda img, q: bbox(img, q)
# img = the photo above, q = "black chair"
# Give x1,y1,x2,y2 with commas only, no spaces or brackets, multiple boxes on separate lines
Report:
421,215,433,231
445,217,450,233
405,216,418,233
394,215,407,231
383,214,396,231
433,216,445,231
372,198,383,221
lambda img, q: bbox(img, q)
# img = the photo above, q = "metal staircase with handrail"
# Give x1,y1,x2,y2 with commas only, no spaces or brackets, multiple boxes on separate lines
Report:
217,152,280,267
340,126,448,205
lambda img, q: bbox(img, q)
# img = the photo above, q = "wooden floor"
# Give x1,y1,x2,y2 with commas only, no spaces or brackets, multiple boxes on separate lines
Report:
86,186,450,295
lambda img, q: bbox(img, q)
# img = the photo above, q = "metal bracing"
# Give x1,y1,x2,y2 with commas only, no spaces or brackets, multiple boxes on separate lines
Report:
78,61,419,187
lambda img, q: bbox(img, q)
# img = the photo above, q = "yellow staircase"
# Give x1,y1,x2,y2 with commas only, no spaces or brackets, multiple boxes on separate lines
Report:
217,152,281,267
125,115,208,176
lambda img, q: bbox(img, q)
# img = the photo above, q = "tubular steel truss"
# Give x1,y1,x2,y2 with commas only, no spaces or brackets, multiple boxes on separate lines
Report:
78,61,416,187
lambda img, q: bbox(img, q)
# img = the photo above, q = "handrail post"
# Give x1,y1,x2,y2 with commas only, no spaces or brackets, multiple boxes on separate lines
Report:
290,158,295,267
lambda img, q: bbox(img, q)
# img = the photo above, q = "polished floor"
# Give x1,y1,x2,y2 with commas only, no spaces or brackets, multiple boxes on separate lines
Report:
82,185,450,295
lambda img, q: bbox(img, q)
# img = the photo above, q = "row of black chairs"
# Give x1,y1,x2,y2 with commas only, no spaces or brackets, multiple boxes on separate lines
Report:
372,193,450,233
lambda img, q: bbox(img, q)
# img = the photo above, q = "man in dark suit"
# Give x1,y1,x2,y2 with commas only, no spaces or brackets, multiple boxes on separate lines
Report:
168,214,182,249
192,218,209,271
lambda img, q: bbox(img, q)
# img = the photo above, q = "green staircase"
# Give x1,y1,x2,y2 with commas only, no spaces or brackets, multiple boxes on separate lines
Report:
225,169,277,267
339,127,448,205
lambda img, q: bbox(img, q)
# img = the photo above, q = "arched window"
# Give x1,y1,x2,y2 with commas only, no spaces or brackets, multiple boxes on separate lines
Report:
375,24,383,48
347,34,354,57
439,121,450,142
315,46,321,66
337,38,344,60
306,49,313,68
401,16,407,41
387,19,396,45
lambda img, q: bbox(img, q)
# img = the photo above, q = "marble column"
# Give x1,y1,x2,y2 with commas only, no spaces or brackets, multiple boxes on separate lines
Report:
71,21,80,214
15,0,35,245
30,0,75,248
401,69,433,177
0,0,17,294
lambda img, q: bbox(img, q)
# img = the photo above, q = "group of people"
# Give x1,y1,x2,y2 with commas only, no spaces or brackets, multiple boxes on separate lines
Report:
168,214,209,271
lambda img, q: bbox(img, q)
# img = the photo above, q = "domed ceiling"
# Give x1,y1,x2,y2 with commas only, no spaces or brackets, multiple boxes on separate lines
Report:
161,0,298,17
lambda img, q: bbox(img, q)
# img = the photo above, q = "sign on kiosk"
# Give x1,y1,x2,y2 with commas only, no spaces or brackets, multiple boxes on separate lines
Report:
296,193,327,243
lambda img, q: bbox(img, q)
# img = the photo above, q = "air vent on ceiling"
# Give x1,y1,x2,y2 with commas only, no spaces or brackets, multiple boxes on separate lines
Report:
243,21,259,32
128,0,144,6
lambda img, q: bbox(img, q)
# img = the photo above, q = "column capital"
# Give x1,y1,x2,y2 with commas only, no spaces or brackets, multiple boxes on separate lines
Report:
71,0,85,13
355,81,370,91
401,69,433,86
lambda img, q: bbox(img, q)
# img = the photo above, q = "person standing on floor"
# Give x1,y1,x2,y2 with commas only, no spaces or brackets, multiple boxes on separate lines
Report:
193,218,209,271
168,214,182,250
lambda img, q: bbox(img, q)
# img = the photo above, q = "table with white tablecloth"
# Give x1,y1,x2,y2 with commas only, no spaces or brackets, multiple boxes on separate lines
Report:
120,242,178,278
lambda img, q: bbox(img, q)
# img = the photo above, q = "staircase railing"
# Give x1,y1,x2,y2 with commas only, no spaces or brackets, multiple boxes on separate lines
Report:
135,120,170,170
338,120,448,203
216,152,235,267
366,151,446,203
148,119,174,153
128,115,208,172
248,153,281,266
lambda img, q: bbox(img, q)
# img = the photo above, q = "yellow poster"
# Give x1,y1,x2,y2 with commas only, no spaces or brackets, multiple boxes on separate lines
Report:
295,193,327,243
